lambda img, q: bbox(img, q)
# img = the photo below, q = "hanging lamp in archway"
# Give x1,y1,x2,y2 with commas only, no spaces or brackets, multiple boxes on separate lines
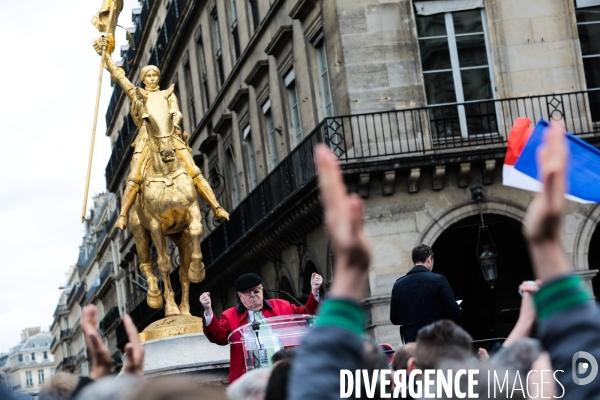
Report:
471,187,500,288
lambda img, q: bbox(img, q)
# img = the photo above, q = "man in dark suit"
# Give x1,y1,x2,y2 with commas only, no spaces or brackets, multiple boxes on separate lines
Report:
390,244,461,343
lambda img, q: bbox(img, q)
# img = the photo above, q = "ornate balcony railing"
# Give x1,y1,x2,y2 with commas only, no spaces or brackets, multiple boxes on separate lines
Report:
53,304,68,318
60,328,73,341
201,89,600,269
99,306,120,335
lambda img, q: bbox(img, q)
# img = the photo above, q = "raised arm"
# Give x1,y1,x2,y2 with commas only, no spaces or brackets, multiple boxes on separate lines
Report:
93,36,136,100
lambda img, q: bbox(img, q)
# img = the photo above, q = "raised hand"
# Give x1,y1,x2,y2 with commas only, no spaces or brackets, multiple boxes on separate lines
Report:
200,292,213,316
523,122,571,281
315,145,371,301
81,305,112,380
122,314,144,377
310,273,323,296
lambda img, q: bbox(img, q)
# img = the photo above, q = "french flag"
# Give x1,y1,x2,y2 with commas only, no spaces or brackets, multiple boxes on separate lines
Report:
503,118,600,204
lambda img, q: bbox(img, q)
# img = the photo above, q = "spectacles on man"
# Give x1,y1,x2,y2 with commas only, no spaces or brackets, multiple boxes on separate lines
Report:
239,286,262,297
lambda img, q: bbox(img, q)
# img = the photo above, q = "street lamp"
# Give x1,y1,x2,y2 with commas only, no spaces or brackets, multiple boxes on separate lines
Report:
471,187,499,288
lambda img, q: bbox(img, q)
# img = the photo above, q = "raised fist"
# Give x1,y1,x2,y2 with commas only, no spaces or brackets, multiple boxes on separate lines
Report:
199,292,212,316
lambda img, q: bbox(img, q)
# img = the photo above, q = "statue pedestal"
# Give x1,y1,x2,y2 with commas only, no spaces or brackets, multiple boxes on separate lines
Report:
124,332,230,383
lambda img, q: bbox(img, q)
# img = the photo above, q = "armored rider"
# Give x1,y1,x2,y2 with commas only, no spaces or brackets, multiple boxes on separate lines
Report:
93,36,230,230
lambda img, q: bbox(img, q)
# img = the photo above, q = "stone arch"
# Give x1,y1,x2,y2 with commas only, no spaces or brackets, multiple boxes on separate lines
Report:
274,260,296,298
417,197,528,250
299,247,323,296
573,204,600,272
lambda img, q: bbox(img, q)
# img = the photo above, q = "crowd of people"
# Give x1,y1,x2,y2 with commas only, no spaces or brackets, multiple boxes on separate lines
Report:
2,122,599,399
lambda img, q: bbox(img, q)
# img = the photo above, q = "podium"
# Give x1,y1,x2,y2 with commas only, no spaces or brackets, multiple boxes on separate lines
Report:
228,314,316,372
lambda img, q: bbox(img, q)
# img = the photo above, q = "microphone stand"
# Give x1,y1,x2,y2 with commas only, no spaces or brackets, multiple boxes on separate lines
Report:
268,289,315,325
251,313,267,367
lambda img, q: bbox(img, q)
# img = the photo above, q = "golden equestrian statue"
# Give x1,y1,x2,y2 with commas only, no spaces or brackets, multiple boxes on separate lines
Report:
92,28,229,339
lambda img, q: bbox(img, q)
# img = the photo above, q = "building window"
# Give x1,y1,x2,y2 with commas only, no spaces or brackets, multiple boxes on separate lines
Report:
249,0,260,32
38,370,44,385
315,41,334,118
211,9,224,87
195,35,210,111
284,69,302,145
243,125,258,188
183,62,197,128
25,371,32,387
416,8,496,139
262,99,278,168
230,0,241,59
43,351,47,360
576,4,600,122
226,151,241,206
25,356,29,364
31,353,35,361
18,354,22,363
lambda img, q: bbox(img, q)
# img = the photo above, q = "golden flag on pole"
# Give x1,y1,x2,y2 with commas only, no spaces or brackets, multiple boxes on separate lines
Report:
91,0,124,53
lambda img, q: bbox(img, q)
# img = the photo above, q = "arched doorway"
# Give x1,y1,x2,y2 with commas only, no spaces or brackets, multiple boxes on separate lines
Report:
431,213,534,340
278,275,296,302
589,224,600,300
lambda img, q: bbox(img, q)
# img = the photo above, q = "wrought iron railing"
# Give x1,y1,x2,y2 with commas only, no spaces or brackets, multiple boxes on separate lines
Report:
66,285,78,306
200,90,600,269
53,304,67,318
99,306,120,335
100,262,114,285
75,348,86,364
60,328,73,340
85,283,100,305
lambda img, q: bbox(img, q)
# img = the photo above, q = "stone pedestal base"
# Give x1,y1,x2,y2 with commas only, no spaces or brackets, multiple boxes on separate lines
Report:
124,332,230,383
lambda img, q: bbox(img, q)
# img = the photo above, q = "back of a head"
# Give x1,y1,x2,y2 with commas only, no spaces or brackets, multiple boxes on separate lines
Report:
415,320,472,370
271,348,295,365
75,375,141,400
412,244,434,264
392,343,416,371
227,368,271,400
127,376,227,400
266,358,292,400
39,372,79,400
491,338,542,376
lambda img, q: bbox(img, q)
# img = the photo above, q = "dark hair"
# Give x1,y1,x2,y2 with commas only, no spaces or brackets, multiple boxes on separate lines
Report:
265,358,292,400
392,342,416,371
415,320,472,370
271,347,295,364
412,244,434,264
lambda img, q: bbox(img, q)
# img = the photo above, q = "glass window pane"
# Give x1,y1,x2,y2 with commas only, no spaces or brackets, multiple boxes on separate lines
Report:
419,38,452,71
416,14,447,37
453,9,483,34
423,71,456,104
576,6,600,23
456,34,488,67
578,23,600,55
460,67,493,101
583,56,600,88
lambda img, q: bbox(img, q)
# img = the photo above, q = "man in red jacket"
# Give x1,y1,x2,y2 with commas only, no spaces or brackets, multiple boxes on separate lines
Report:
200,272,323,383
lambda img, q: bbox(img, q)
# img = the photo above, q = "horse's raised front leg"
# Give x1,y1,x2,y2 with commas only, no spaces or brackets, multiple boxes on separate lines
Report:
171,232,192,316
149,220,180,317
186,203,205,283
130,209,163,309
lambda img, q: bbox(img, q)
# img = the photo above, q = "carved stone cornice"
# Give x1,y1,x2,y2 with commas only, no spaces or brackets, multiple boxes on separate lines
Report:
244,60,270,87
265,25,293,57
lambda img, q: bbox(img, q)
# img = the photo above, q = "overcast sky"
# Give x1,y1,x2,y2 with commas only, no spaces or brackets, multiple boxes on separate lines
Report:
0,0,138,352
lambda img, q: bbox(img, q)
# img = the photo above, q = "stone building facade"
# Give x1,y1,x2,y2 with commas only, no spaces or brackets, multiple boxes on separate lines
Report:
97,0,600,353
50,193,124,376
3,328,56,397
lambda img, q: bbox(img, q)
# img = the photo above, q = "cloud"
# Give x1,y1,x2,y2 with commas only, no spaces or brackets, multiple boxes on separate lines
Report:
0,0,139,352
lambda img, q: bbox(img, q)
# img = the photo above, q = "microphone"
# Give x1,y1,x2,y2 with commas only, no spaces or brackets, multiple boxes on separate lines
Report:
268,289,311,315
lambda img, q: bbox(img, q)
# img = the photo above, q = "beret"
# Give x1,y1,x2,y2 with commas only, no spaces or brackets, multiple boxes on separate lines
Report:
235,273,263,291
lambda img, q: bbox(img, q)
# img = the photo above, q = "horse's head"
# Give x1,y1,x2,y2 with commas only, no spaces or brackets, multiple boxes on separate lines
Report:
136,85,177,164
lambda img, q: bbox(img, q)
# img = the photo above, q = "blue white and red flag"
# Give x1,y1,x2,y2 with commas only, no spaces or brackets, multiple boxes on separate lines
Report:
503,118,600,203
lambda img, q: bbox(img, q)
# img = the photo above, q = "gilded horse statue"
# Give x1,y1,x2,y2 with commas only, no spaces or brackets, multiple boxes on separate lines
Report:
129,85,206,317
